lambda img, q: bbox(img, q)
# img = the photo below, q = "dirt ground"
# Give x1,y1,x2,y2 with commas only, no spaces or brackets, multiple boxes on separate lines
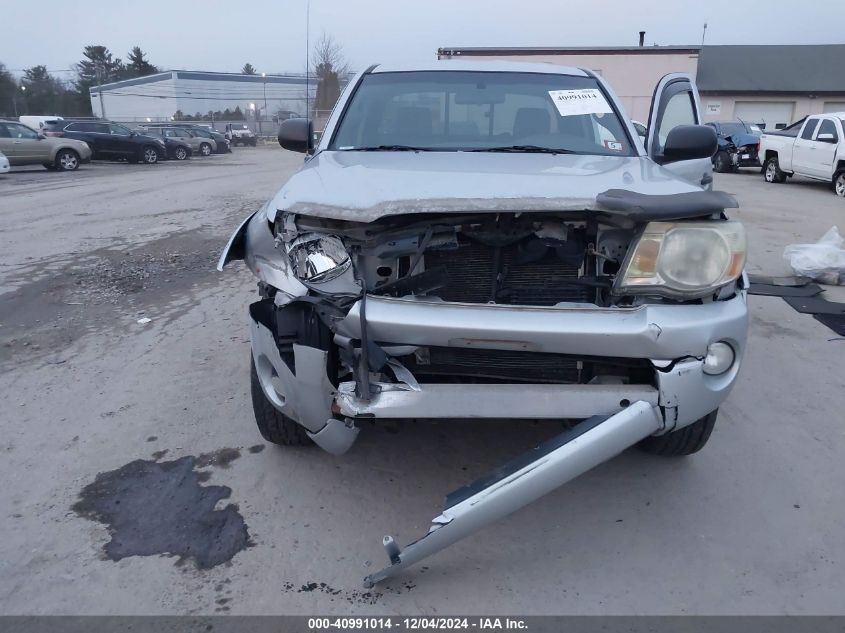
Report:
1,148,844,615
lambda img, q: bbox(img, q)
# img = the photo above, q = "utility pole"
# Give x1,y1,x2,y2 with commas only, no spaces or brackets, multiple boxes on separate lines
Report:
95,64,107,119
261,72,267,135
305,0,310,121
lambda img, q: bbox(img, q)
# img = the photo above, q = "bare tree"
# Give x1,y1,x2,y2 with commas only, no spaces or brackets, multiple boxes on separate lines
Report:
311,31,349,80
310,32,348,117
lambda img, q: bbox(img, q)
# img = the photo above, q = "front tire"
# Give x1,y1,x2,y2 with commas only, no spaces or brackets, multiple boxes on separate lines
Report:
638,410,718,457
764,156,786,183
55,149,80,171
199,142,212,156
174,146,188,161
141,146,159,164
833,170,845,197
250,355,312,446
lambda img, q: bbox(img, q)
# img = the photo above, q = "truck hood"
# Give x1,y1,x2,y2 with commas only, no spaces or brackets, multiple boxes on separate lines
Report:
268,151,707,223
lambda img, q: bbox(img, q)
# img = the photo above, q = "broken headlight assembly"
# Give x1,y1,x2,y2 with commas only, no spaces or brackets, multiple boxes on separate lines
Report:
287,233,351,283
615,221,746,299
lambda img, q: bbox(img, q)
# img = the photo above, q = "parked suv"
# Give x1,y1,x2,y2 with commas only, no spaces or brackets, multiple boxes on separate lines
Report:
141,126,215,156
46,119,167,164
0,119,91,171
220,62,745,587
135,128,193,160
185,125,231,153
225,123,257,146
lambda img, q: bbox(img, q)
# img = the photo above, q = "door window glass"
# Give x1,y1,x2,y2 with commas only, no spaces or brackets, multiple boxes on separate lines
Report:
656,90,696,149
7,123,39,139
800,119,818,140
110,124,131,135
0,123,11,138
816,119,838,142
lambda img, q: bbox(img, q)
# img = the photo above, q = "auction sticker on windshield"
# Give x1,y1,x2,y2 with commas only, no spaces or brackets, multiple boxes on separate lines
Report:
548,89,613,117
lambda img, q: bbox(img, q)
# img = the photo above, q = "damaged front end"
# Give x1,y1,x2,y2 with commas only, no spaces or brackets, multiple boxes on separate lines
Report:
219,191,748,584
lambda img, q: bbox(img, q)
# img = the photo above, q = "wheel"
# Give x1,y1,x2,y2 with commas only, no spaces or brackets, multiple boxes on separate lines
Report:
713,151,730,173
174,146,188,161
250,355,312,446
638,410,718,457
833,171,845,197
199,142,212,156
141,146,159,164
764,156,786,183
55,149,80,171
250,139,257,146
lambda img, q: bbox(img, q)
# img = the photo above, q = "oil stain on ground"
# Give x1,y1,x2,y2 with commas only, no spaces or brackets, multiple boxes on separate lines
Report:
72,456,251,569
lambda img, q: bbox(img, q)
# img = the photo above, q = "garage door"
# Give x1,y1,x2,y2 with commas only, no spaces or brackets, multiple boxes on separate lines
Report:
733,101,795,130
823,102,845,113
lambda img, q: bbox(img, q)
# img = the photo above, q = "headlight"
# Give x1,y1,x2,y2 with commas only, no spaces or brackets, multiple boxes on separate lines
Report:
287,233,351,283
616,221,746,299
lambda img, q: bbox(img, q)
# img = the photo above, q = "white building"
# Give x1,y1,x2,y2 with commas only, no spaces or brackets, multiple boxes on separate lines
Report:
438,43,845,130
89,70,313,122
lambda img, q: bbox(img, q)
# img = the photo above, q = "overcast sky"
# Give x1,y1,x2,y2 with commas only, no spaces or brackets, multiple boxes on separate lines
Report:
3,0,843,77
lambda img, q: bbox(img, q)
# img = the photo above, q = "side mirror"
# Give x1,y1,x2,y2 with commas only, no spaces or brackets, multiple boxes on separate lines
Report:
278,118,313,153
659,125,717,164
816,132,837,144
130,131,137,137
37,133,45,140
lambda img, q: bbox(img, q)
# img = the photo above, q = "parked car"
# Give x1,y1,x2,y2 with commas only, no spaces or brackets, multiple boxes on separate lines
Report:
225,123,257,146
136,128,193,160
147,123,232,153
0,119,92,170
759,112,845,196
141,126,214,156
186,125,231,153
0,150,9,174
19,115,64,132
706,120,761,172
220,62,745,586
45,119,167,164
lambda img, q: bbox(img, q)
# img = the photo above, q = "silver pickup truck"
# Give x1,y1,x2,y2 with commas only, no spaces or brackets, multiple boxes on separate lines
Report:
219,61,747,586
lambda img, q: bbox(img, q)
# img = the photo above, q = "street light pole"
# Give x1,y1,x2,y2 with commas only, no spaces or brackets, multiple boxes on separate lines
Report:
19,85,26,116
262,72,268,114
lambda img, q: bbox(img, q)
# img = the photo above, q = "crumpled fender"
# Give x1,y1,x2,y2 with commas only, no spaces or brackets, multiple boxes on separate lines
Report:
217,208,308,297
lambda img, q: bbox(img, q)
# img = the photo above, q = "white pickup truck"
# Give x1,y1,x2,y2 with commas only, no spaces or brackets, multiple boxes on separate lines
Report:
759,112,845,196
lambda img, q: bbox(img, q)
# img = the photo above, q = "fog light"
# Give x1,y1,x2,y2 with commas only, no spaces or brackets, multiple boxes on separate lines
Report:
703,341,735,375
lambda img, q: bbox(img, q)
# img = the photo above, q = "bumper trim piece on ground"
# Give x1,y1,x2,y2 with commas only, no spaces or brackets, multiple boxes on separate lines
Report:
362,400,664,587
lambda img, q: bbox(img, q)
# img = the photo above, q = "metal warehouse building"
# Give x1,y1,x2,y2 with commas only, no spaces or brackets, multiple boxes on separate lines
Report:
437,44,845,130
90,70,312,122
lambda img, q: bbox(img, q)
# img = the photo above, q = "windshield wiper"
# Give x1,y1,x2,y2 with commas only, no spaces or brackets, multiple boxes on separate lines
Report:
346,145,433,152
469,145,578,155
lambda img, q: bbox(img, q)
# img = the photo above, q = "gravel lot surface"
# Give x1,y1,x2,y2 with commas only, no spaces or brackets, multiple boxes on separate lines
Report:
1,150,843,615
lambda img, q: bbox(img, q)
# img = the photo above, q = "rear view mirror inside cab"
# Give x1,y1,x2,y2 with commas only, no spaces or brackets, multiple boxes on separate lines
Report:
453,84,507,105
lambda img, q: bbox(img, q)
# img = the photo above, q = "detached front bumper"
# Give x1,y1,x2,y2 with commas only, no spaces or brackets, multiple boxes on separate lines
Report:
251,292,747,444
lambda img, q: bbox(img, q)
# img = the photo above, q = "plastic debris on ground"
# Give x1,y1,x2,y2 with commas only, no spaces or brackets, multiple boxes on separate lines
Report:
783,226,845,285
137,317,152,325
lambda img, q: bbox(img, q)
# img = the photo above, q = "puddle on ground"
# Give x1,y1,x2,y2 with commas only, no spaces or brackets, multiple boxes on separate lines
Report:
73,456,251,569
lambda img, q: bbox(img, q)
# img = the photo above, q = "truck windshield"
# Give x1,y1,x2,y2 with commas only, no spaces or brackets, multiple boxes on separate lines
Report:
330,71,633,156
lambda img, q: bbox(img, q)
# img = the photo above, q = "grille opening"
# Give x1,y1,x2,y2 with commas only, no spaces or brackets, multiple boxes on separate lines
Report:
422,236,594,306
398,347,654,386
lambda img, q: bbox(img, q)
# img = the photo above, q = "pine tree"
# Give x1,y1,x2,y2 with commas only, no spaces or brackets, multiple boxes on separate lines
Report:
124,47,159,78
